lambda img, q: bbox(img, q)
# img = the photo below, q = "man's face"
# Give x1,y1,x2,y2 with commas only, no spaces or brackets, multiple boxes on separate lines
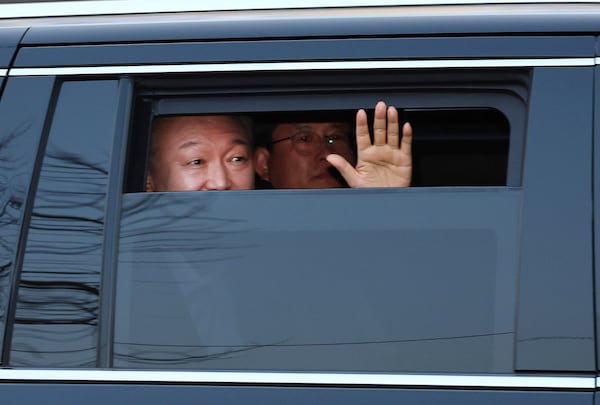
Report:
146,115,255,191
263,122,355,189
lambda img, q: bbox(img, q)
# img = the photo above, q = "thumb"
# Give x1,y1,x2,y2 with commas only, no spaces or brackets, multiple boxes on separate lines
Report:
326,154,358,187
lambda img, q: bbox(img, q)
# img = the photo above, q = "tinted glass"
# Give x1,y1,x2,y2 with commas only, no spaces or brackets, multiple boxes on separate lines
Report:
0,76,54,361
10,80,118,366
516,67,594,371
115,188,519,373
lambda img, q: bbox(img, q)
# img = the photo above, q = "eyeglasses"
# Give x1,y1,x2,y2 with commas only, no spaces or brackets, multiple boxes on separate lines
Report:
271,129,352,156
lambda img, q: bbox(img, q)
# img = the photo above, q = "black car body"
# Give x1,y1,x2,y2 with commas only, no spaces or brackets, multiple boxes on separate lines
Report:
0,0,598,403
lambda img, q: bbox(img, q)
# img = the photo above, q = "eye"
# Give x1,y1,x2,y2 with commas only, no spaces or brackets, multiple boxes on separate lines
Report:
327,134,349,145
296,132,313,143
230,155,248,164
189,159,203,166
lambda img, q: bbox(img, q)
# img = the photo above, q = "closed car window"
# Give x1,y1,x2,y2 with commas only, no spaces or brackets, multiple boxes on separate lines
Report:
0,77,55,364
9,80,119,367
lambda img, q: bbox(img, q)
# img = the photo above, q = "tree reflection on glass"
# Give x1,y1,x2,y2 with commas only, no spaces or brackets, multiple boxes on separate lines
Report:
115,189,519,373
9,80,118,367
0,120,38,361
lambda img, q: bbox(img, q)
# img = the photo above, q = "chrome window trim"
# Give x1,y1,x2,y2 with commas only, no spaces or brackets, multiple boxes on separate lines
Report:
0,369,594,389
7,58,596,77
1,0,600,19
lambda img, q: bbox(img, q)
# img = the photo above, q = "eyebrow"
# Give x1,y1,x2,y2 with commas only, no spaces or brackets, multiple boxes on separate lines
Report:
327,123,350,131
177,137,249,151
232,138,250,146
294,123,349,131
178,140,201,151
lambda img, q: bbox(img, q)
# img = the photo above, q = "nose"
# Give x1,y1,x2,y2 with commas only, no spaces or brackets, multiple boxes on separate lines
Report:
310,135,330,157
203,162,231,190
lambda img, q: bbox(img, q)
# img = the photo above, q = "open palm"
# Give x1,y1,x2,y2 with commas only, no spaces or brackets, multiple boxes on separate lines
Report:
327,101,412,188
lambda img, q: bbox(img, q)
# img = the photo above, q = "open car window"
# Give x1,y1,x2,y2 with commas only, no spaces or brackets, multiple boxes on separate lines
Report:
125,68,528,192
110,68,527,373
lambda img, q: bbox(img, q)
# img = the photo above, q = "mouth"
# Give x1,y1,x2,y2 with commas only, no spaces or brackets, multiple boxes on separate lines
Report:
311,167,348,187
312,171,331,180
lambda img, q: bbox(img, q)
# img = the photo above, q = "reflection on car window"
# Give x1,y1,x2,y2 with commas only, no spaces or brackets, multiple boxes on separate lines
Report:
0,77,54,362
115,189,519,372
10,80,119,367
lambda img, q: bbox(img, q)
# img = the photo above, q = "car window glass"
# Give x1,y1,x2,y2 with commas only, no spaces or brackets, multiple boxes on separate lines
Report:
9,80,118,367
0,77,54,363
115,188,519,373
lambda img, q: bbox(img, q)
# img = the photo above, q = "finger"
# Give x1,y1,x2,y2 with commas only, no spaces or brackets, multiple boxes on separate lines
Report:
326,153,358,188
355,108,371,152
387,106,399,148
401,122,413,158
373,101,387,146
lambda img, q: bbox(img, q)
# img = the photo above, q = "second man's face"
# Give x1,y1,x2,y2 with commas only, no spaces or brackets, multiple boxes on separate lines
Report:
264,122,355,189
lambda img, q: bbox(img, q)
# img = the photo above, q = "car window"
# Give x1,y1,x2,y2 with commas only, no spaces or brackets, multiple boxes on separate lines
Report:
115,188,519,372
0,76,55,364
9,80,119,367
113,68,526,372
125,69,527,192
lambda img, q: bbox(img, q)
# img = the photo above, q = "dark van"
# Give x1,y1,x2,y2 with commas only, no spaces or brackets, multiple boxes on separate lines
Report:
0,0,598,403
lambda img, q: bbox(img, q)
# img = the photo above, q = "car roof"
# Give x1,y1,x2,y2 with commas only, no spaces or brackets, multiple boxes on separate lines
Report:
1,0,600,44
1,0,600,18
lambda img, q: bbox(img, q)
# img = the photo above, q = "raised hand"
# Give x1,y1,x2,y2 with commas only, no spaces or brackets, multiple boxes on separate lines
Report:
326,101,412,188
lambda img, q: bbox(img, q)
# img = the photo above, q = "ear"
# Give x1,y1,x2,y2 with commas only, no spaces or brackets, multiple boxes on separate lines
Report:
145,171,155,192
254,146,271,181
